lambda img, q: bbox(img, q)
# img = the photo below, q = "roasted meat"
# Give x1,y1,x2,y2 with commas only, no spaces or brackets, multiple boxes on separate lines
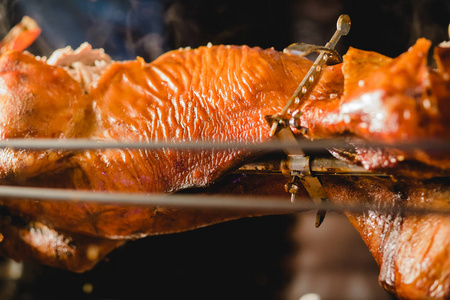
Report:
323,176,450,299
300,38,450,175
0,50,91,180
0,20,449,299
0,43,324,272
0,45,327,239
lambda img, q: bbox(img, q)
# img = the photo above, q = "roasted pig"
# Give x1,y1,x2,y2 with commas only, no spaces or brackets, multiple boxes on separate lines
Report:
0,17,449,299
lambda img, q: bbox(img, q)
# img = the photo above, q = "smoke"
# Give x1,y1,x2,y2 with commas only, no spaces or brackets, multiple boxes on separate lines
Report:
122,0,168,60
0,0,170,61
165,1,202,49
1,0,448,61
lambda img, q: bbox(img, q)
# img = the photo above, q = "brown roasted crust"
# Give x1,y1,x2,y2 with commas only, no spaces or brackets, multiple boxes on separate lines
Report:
301,38,449,142
0,213,123,273
0,50,91,180
0,169,295,238
0,173,294,270
78,46,316,194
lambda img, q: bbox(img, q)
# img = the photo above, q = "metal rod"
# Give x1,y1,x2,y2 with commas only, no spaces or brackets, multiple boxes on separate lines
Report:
0,185,448,216
235,156,449,177
0,185,296,212
0,138,449,151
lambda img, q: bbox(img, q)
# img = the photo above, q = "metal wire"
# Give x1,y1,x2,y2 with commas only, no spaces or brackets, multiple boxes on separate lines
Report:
0,138,448,217
0,185,448,217
0,138,449,151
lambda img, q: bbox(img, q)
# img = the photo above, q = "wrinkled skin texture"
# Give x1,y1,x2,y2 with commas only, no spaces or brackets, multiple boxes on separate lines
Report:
0,39,449,299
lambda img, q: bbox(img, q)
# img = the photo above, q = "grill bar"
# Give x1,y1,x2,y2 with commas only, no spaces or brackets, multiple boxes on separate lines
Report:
0,185,448,216
0,138,449,151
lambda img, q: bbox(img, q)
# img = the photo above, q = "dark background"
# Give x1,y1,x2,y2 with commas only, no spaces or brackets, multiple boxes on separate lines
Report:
2,0,450,61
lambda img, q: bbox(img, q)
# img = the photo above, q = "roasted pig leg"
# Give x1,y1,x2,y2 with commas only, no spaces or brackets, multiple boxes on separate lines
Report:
0,214,124,273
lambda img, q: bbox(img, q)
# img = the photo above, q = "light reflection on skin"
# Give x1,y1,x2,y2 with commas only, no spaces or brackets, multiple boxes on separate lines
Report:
340,90,393,134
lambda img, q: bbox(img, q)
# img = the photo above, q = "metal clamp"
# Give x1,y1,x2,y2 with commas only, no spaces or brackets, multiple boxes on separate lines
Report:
282,155,328,227
265,14,351,227
285,44,343,65
265,116,329,227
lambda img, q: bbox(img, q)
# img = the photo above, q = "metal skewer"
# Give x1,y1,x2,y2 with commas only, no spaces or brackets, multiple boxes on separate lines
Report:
0,185,448,217
265,14,351,227
269,14,351,137
1,138,449,152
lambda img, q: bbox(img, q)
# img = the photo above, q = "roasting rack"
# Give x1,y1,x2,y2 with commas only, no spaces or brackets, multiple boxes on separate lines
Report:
0,13,449,300
0,138,447,299
0,138,449,218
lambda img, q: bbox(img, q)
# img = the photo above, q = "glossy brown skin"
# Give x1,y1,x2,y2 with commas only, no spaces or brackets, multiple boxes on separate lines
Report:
0,172,292,272
301,38,449,142
300,38,450,173
314,40,450,298
0,45,322,271
323,176,450,299
0,217,123,273
0,51,91,180
77,46,305,195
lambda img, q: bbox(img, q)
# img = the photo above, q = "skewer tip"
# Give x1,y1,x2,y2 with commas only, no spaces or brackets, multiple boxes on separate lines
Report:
315,209,326,228
337,14,351,36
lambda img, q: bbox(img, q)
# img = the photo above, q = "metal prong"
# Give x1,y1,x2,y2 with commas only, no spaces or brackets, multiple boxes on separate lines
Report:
285,43,319,57
291,193,297,203
285,44,343,65
266,115,287,137
270,118,281,137
270,15,351,135
285,174,301,202
315,199,327,228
